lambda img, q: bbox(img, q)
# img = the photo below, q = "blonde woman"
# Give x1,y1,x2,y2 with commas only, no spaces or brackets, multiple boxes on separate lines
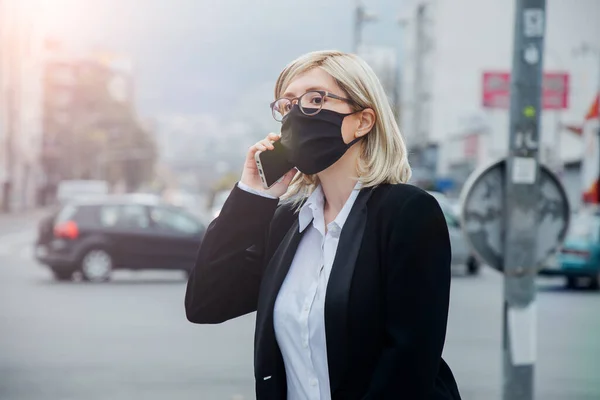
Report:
185,50,461,400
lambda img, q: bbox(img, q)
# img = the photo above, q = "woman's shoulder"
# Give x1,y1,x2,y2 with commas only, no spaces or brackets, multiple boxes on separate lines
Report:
370,183,439,213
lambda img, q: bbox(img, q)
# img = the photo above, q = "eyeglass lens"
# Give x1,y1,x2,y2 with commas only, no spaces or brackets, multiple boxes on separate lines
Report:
272,91,324,121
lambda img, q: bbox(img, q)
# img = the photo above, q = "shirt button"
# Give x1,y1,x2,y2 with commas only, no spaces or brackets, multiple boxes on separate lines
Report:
303,304,309,312
302,339,308,348
309,378,318,387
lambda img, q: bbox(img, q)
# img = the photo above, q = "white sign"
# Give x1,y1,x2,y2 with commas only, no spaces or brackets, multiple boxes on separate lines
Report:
524,43,540,65
512,157,537,184
523,9,544,38
515,130,538,150
508,303,537,365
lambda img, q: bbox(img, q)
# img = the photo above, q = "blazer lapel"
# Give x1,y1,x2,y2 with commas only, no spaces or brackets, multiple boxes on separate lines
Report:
254,218,305,393
325,188,373,393
257,218,304,315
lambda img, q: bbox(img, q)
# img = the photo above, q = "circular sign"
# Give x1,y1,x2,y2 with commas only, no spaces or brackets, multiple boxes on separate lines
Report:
524,43,540,65
460,158,570,272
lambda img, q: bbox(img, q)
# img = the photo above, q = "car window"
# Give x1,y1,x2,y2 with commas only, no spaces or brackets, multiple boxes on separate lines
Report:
150,207,202,235
56,204,79,224
100,204,149,229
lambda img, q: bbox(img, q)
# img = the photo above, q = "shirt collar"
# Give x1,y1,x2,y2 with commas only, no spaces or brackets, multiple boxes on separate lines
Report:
298,181,362,233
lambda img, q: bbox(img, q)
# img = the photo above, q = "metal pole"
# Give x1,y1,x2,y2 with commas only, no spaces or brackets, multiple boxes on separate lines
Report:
353,2,363,53
394,17,409,128
504,1,546,399
413,4,425,148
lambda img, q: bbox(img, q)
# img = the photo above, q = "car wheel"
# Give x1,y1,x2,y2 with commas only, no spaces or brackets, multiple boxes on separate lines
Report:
52,269,73,281
466,257,480,276
81,248,113,282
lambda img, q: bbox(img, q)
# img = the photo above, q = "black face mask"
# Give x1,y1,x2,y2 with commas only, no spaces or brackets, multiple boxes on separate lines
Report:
280,106,362,175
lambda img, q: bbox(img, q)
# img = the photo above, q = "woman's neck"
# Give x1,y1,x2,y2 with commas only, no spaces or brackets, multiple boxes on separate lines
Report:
318,148,360,222
320,175,358,215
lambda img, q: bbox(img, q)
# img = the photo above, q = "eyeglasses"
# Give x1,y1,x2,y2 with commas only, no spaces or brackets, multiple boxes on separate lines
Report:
270,90,356,122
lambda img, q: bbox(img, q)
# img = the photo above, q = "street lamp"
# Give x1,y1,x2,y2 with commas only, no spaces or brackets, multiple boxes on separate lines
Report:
353,1,377,53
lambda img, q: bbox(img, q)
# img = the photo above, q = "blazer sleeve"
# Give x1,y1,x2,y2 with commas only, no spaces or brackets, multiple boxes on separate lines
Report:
184,184,279,324
365,191,452,399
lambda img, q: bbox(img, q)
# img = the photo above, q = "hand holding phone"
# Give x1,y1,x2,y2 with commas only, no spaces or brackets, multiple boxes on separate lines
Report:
240,133,297,198
255,139,296,190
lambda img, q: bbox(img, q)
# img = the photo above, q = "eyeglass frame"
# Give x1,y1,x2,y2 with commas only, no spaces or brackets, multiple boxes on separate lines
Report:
269,90,358,122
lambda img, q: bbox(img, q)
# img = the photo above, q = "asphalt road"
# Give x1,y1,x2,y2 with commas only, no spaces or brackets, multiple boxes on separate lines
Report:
1,212,599,400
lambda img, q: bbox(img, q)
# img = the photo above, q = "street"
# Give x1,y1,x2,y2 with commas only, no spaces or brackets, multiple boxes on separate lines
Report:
1,212,599,400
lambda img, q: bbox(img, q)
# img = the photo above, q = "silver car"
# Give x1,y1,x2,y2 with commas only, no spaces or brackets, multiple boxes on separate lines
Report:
428,191,480,275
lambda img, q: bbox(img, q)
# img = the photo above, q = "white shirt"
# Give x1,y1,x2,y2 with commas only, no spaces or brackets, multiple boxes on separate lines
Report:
274,184,360,400
237,182,361,399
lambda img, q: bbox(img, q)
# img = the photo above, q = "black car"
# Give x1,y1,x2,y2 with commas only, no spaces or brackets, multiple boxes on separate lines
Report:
35,195,206,282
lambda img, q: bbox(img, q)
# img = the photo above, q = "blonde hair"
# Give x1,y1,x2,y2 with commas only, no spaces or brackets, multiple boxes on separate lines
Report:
276,50,411,204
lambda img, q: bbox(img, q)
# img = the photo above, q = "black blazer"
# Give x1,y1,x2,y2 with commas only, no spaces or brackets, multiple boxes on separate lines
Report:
185,183,461,400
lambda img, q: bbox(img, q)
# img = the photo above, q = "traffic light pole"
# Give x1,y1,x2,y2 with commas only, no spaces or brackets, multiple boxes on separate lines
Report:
504,0,546,399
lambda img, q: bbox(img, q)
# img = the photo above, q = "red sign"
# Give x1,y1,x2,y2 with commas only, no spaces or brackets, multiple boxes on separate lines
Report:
482,71,569,110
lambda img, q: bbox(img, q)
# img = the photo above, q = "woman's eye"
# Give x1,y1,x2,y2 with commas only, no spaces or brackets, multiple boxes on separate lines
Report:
311,97,323,104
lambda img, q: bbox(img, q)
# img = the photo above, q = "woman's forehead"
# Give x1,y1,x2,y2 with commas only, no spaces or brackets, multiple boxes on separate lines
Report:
281,68,341,98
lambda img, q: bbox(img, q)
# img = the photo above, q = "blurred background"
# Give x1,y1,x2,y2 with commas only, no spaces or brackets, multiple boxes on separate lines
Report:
0,0,599,399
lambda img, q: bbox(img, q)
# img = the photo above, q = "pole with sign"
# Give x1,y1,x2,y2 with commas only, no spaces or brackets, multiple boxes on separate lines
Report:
505,0,545,398
462,3,570,400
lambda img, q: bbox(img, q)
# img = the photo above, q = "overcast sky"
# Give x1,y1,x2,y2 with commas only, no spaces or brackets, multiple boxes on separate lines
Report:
41,0,411,121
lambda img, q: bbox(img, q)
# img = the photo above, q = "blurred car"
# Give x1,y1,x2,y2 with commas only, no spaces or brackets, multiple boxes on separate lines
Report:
428,191,480,275
35,195,205,282
210,189,231,219
540,209,600,290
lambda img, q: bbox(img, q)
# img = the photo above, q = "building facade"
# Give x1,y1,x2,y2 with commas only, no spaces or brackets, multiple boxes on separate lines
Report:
400,0,600,203
0,0,46,211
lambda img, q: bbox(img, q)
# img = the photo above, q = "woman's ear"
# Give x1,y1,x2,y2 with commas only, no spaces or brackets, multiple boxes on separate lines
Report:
355,108,376,138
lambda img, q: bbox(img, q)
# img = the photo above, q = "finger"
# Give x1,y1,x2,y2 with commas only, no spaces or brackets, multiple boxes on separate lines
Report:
260,139,274,150
267,132,279,141
247,145,259,160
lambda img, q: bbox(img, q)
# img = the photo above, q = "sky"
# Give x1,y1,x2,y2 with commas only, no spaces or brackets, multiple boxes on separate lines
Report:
38,0,412,122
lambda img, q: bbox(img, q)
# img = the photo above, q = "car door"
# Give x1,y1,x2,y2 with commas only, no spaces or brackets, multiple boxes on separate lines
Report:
148,206,205,271
99,203,157,269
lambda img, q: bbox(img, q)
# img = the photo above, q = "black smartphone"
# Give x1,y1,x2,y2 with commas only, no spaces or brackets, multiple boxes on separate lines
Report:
254,140,295,189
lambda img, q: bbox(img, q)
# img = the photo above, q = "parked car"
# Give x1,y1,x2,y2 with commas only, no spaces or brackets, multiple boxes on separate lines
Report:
428,191,480,275
35,195,205,282
540,209,600,290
